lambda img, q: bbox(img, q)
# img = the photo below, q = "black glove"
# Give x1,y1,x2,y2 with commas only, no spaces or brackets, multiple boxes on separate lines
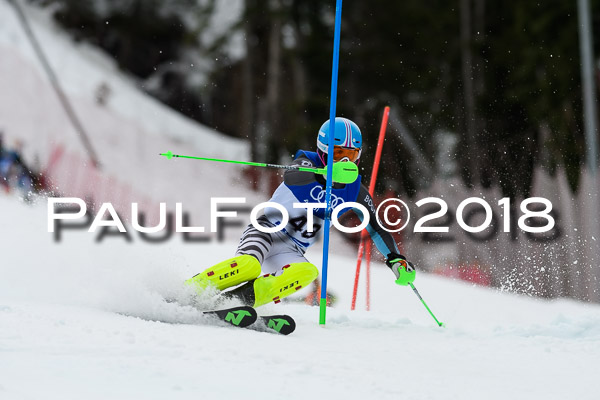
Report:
386,252,416,286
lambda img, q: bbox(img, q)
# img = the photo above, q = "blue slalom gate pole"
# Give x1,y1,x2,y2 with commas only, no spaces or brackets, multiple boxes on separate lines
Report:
320,0,343,325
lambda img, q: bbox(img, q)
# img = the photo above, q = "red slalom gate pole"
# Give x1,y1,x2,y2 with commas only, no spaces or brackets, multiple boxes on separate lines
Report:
350,106,390,310
365,240,374,310
350,231,369,310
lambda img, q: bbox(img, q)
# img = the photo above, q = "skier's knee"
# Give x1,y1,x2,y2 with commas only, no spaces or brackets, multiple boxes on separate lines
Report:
304,263,319,283
251,262,319,307
235,254,262,276
283,262,319,284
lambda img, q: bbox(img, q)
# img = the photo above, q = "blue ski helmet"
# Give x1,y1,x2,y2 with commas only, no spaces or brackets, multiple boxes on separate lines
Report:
316,117,362,163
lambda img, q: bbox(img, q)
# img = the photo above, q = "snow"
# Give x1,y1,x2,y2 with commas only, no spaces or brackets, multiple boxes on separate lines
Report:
1,195,600,400
0,2,599,399
0,0,261,238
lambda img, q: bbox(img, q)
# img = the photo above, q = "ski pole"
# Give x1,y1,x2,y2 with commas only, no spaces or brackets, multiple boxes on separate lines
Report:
409,282,444,327
159,150,359,184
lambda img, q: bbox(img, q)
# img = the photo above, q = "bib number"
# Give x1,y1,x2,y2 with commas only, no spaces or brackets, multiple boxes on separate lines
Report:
289,216,322,239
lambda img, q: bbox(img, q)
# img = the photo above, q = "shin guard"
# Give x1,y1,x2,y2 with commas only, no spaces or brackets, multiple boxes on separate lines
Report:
185,255,261,293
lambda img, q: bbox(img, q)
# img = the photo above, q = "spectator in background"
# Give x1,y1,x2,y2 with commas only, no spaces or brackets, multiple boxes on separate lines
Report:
0,135,35,200
0,131,9,192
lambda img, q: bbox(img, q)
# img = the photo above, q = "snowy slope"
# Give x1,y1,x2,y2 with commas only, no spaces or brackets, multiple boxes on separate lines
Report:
0,0,269,237
1,5,599,398
0,0,248,161
1,195,600,400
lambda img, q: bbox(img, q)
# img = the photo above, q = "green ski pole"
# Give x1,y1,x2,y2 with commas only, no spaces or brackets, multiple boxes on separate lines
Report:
409,282,444,327
159,151,359,184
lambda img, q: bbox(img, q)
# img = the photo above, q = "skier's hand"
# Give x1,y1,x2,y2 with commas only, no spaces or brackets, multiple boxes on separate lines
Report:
386,252,416,286
318,161,358,184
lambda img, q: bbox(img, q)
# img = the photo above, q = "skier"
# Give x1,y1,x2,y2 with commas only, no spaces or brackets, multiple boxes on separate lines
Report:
186,117,416,307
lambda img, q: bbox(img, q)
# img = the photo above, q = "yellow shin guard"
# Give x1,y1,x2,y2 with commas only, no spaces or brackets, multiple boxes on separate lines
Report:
185,254,261,293
252,262,319,307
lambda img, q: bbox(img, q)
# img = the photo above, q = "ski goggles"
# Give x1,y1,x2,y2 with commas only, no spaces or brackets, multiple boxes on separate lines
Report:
332,145,361,162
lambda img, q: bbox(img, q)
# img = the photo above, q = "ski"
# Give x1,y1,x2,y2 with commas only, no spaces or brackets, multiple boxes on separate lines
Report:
172,299,296,334
203,305,257,328
204,306,296,335
259,314,296,335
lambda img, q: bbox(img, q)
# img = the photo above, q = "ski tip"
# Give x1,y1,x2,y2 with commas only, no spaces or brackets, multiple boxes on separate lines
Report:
204,305,258,328
261,315,296,335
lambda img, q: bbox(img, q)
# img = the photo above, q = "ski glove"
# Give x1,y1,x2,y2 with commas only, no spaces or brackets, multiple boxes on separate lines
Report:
386,252,416,286
317,161,359,184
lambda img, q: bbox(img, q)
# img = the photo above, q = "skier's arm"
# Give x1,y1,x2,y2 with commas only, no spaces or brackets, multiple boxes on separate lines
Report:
353,184,401,256
352,185,416,285
284,156,356,186
283,156,325,186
